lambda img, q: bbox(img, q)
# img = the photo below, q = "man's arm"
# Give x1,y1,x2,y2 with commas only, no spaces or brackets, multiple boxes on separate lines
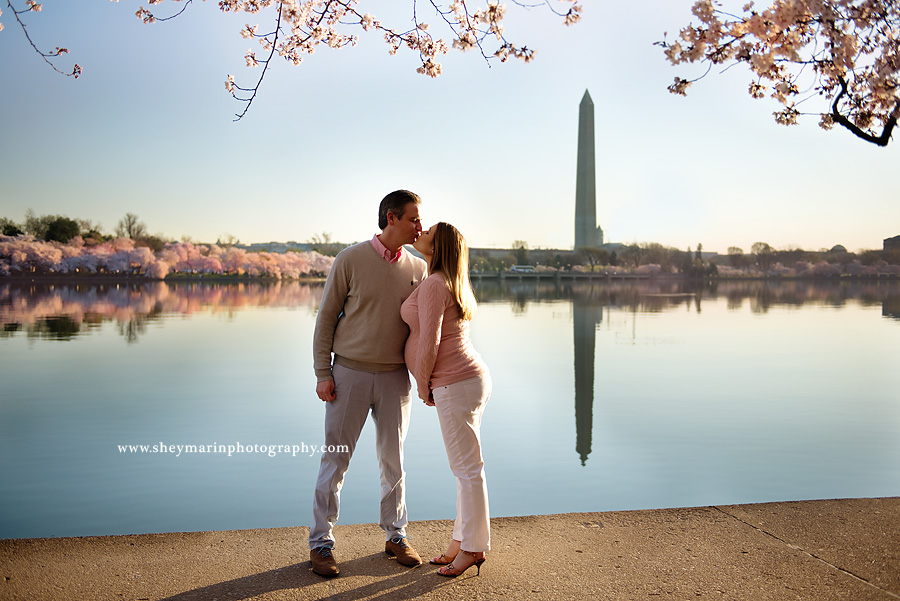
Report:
312,253,349,401
316,379,336,402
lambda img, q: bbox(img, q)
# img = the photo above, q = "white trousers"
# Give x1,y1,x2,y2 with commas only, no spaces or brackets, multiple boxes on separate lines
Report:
309,364,412,549
432,373,492,552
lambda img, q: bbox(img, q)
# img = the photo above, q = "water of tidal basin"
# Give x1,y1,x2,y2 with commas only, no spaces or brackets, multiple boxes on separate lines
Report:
0,278,898,539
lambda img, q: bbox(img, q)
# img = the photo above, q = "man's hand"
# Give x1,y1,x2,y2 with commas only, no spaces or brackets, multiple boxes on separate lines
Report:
316,379,336,402
424,391,435,407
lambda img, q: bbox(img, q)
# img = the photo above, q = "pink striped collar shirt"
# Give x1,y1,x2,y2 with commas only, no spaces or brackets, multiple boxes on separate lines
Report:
371,234,403,264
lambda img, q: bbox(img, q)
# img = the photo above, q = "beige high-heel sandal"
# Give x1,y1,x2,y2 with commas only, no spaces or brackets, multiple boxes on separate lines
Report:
429,539,460,565
436,550,486,577
429,553,454,565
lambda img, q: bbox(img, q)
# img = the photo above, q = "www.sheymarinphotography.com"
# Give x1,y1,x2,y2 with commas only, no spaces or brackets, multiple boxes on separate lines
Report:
116,442,350,458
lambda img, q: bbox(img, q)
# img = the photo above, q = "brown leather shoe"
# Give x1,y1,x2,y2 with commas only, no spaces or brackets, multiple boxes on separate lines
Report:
384,536,422,567
310,546,340,577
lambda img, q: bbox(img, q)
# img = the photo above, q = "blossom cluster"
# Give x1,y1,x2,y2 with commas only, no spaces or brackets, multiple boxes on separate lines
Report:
127,0,581,117
0,235,334,279
663,0,900,145
1,1,45,37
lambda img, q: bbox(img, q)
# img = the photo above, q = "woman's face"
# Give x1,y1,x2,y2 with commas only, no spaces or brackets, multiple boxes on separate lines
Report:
413,224,436,256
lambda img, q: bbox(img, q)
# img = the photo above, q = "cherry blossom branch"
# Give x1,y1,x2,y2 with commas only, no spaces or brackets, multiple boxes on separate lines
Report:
663,0,900,146
427,0,490,65
227,2,283,121
511,0,581,23
134,0,193,24
831,76,898,147
5,0,81,78
131,0,581,119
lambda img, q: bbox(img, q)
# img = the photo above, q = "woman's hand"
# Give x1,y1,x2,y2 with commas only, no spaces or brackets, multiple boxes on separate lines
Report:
425,391,435,407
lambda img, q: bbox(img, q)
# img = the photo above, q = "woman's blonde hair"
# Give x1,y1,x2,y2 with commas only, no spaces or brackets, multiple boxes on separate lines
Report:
429,222,477,321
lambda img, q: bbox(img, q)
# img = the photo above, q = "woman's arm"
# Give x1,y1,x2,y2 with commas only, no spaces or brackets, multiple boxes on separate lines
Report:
414,276,449,401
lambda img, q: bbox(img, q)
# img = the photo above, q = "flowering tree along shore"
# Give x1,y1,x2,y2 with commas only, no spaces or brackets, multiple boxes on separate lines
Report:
662,0,900,146
0,235,334,278
3,0,581,120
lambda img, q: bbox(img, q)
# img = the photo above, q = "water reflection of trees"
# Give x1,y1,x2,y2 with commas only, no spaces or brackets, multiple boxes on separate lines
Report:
885,296,900,320
117,312,158,344
0,281,326,342
4,279,897,343
473,278,900,317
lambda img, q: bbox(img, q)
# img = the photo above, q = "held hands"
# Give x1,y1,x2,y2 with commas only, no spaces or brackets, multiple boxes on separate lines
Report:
417,384,435,406
316,378,336,402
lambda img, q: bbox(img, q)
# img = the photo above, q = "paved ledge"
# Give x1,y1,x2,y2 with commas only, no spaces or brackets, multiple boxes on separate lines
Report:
2,498,898,601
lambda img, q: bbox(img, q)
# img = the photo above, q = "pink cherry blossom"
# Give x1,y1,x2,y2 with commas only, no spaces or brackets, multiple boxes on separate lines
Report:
663,0,900,146
0,235,333,279
126,0,582,120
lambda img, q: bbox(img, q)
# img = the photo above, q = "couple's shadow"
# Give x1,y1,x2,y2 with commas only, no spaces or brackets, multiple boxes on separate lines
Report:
158,554,454,601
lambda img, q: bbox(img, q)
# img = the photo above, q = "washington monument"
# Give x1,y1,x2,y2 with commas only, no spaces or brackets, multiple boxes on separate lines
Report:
575,90,603,250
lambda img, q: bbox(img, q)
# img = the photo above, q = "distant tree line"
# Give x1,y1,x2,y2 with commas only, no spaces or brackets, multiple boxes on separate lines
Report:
1,211,172,250
306,232,348,257
469,240,900,278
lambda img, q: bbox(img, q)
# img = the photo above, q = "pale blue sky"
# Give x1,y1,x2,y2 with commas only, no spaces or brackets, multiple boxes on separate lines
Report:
1,1,896,253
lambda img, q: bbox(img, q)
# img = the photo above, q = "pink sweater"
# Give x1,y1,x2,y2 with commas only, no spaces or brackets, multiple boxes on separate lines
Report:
400,274,487,401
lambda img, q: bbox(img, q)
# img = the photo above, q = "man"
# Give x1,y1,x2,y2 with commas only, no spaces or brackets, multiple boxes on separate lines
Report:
308,190,428,578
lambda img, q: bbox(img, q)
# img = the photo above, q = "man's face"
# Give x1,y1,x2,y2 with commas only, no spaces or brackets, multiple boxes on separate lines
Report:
390,202,423,245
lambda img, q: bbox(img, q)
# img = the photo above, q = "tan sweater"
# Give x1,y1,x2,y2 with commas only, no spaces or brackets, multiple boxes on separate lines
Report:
313,240,427,381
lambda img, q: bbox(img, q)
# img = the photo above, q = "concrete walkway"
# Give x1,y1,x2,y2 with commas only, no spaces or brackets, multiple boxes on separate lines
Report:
2,498,898,601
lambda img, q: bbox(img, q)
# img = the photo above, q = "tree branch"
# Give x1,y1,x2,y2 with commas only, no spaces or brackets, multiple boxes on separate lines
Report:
153,0,193,23
831,76,898,147
231,2,284,121
6,0,80,78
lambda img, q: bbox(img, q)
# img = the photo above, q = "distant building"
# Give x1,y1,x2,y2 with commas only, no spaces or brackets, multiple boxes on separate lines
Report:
885,235,900,252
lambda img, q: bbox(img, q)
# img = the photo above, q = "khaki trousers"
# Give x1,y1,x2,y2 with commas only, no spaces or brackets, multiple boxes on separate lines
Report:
309,364,412,549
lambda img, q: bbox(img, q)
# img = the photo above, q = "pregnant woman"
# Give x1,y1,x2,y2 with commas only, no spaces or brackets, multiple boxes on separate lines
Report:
400,221,491,578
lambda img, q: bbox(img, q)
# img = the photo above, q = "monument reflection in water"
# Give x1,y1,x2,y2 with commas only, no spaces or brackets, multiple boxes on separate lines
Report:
1,278,899,539
573,286,602,466
471,277,900,471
